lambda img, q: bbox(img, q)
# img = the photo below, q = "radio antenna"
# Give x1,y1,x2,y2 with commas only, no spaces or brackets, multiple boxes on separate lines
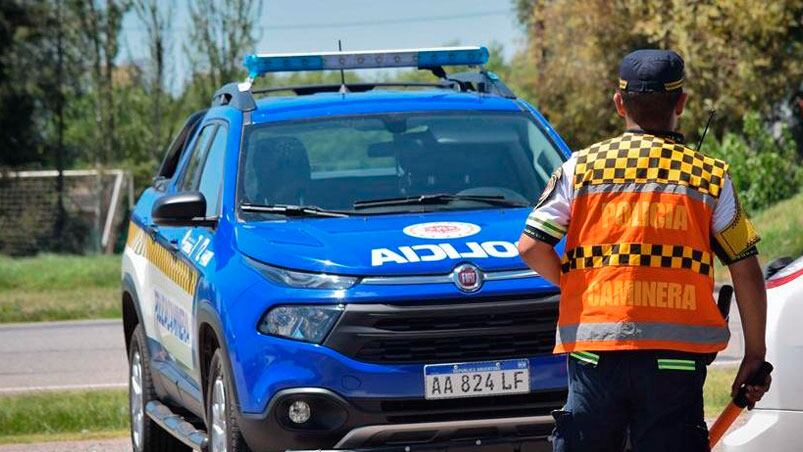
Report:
338,40,348,94
696,110,716,152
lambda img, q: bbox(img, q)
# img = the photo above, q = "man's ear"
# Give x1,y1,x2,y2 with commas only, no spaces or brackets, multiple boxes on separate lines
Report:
675,92,688,116
614,91,627,118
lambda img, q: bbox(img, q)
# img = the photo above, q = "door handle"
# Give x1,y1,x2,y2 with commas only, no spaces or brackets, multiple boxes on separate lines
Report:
147,223,159,239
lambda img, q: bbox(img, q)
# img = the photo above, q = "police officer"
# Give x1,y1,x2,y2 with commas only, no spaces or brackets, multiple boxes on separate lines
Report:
517,49,772,451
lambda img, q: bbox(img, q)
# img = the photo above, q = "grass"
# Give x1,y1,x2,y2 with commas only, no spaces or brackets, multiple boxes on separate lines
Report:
752,192,803,264
704,365,738,419
0,254,120,323
0,254,120,291
0,389,129,445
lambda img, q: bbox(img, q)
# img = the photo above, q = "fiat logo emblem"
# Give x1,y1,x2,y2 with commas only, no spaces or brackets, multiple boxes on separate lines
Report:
452,263,483,292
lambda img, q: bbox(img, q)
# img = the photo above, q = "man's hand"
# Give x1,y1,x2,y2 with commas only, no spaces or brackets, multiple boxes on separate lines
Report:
728,255,770,409
732,355,772,409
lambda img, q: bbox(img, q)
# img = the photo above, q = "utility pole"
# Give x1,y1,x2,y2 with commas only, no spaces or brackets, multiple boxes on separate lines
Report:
53,0,66,247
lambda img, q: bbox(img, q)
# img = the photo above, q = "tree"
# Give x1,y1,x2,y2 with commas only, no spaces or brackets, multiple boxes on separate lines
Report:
133,0,173,157
0,1,42,167
185,0,263,101
706,112,801,211
72,0,128,166
513,0,803,150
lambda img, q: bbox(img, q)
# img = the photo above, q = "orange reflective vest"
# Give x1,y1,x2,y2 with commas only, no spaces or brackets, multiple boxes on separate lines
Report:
556,132,732,354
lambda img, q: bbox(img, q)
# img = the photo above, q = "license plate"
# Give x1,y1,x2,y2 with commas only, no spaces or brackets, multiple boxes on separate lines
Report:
424,359,530,400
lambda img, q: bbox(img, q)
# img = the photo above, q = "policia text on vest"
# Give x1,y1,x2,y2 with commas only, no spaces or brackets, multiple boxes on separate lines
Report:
517,49,771,452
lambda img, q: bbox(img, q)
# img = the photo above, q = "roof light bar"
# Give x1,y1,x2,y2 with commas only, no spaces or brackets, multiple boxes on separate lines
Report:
242,46,489,78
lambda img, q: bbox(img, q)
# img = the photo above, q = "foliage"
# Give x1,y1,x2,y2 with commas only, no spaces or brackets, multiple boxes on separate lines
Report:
512,0,803,150
133,0,175,157
0,0,250,197
185,0,263,101
750,191,803,261
0,2,39,166
0,1,85,168
705,112,802,211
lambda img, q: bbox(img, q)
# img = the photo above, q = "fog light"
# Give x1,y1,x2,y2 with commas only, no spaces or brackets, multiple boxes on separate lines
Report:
288,400,311,424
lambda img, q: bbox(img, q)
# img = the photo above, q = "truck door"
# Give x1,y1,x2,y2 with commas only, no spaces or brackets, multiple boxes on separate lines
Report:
148,123,220,376
129,110,205,362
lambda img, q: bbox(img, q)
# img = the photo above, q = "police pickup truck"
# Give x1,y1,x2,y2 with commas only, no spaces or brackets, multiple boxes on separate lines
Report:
121,46,570,452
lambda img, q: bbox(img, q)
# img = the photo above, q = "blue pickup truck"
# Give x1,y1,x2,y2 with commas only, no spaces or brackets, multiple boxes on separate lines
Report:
121,46,570,452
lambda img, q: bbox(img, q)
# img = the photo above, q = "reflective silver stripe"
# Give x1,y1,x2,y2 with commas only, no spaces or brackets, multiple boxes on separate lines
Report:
570,352,599,365
576,183,715,208
361,274,450,285
556,322,730,345
361,269,538,285
334,415,554,449
484,269,539,281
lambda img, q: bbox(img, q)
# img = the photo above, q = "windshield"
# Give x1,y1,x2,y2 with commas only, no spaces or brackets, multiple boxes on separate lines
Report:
239,111,565,216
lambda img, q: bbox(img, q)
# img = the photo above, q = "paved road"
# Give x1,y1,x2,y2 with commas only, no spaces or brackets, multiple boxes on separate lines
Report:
0,298,744,394
718,297,744,364
0,319,127,393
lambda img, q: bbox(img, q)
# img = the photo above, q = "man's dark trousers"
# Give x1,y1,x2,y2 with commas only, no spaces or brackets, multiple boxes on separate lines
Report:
551,350,710,452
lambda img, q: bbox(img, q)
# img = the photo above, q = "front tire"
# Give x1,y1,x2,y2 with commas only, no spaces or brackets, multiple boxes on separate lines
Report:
206,349,251,452
128,324,189,452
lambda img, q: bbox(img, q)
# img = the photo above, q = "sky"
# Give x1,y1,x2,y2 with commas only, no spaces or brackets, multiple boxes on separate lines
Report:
118,0,526,89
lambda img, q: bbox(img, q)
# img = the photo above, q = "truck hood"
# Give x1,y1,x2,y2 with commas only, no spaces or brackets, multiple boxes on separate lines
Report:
235,208,560,276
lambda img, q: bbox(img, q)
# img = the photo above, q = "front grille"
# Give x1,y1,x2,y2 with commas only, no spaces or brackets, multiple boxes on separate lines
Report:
324,294,559,364
376,390,566,423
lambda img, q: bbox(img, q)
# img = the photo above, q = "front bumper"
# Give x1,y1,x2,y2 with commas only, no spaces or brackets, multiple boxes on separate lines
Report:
230,294,566,414
238,388,565,451
329,415,554,451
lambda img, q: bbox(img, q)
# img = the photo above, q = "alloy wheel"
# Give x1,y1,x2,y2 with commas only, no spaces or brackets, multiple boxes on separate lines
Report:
130,351,145,451
210,375,228,452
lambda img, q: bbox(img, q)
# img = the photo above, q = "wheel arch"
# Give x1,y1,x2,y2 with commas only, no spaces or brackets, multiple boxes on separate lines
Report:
122,273,145,354
196,304,241,421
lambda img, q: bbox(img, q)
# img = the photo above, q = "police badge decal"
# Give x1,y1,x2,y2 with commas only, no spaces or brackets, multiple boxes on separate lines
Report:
536,166,562,208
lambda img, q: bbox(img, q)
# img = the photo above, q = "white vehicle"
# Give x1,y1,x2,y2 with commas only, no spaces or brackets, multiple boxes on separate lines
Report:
721,256,803,451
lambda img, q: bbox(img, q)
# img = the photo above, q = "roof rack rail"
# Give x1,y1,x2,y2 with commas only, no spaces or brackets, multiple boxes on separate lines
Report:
252,82,452,96
210,46,517,110
445,70,516,99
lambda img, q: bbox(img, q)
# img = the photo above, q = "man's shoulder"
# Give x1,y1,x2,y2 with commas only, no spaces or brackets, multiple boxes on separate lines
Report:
696,150,729,170
575,134,625,157
576,133,728,168
574,133,651,160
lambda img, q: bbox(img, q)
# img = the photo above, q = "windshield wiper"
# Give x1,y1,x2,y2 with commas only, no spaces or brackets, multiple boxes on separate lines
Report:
241,203,350,218
353,193,529,209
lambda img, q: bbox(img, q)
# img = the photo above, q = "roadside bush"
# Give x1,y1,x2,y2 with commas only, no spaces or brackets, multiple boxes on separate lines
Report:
705,112,802,212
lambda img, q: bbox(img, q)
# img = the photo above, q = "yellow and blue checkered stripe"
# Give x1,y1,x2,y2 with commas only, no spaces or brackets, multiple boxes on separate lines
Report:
126,222,198,295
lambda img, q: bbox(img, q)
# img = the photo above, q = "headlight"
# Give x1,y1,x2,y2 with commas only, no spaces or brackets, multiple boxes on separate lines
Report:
247,257,358,290
259,305,344,343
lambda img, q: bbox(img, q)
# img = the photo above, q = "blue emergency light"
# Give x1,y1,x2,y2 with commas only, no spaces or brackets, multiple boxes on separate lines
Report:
242,46,489,79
